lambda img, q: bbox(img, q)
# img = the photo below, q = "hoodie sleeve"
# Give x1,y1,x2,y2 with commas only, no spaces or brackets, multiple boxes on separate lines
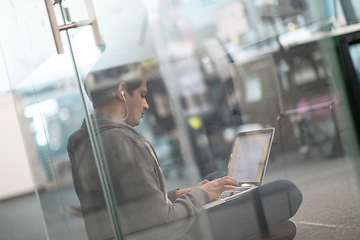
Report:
100,128,210,235
168,189,178,203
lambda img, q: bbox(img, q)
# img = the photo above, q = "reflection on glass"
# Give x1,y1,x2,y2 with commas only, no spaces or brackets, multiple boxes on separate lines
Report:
1,0,91,239
2,0,360,239
68,61,302,239
245,75,262,103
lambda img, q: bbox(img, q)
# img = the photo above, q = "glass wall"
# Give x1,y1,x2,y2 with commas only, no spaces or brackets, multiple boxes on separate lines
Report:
1,0,360,239
0,0,91,239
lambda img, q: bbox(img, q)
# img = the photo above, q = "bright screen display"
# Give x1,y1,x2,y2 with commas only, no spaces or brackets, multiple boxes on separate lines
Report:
228,133,271,183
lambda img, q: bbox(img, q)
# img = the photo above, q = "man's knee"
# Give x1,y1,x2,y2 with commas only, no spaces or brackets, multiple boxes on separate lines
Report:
258,180,303,221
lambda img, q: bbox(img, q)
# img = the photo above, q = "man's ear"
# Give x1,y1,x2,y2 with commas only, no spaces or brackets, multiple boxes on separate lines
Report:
118,83,126,101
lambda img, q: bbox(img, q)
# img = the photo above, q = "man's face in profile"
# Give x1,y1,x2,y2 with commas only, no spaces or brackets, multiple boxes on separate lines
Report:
124,81,149,127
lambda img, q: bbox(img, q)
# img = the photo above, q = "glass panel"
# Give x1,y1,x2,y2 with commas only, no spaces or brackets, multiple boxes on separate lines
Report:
65,0,360,239
0,0,93,239
4,0,360,239
0,40,48,240
64,0,162,238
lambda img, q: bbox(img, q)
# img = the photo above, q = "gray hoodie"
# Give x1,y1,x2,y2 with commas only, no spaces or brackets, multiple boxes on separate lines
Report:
67,113,210,240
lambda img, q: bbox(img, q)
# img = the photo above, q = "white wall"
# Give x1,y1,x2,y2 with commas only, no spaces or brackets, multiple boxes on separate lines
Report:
0,92,34,200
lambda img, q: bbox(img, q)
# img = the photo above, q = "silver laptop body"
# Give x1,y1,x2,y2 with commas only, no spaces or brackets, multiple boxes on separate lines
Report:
204,128,275,209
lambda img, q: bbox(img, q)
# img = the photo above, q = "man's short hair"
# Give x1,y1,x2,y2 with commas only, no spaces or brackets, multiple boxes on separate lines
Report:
85,62,155,109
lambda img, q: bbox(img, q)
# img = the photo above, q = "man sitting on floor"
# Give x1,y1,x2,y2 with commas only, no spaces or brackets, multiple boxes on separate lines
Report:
67,64,302,240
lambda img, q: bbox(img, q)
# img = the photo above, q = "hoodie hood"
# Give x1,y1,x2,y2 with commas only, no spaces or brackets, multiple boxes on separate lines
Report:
67,113,146,158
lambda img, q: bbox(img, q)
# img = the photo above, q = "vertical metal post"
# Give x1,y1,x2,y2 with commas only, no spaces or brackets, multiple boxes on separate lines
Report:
330,101,344,157
44,0,103,54
44,0,64,53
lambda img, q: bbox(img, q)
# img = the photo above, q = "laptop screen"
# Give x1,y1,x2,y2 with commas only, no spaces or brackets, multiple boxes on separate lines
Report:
227,129,274,184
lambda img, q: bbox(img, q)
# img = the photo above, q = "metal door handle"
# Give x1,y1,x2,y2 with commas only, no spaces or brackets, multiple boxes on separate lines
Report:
44,0,104,54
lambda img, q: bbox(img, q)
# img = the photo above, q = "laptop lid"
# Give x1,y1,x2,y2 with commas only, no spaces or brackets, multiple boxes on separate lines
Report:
226,128,275,187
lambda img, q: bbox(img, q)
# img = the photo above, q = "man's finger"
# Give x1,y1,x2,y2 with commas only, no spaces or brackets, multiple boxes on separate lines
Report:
199,180,209,185
218,177,237,186
219,176,237,182
222,184,237,191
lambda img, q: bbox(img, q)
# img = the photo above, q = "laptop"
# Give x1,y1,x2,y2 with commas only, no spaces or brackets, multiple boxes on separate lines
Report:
204,128,275,209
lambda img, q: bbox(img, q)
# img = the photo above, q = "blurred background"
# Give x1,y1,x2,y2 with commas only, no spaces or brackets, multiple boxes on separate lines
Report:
1,0,360,239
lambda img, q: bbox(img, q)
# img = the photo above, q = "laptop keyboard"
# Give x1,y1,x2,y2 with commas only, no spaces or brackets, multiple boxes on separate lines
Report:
218,186,251,199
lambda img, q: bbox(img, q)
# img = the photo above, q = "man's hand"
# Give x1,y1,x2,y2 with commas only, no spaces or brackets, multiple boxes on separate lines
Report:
175,180,210,198
199,176,238,201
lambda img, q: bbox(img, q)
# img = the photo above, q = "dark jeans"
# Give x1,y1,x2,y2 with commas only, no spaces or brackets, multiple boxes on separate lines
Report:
125,179,302,240
187,179,302,240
